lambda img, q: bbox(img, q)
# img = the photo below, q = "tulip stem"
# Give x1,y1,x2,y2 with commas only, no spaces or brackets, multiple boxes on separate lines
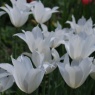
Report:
42,76,47,95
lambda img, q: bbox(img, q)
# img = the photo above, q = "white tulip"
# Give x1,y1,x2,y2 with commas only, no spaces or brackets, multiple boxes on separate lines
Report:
14,26,51,53
31,1,58,24
1,2,31,27
64,34,95,60
11,55,45,93
57,54,92,88
66,15,94,35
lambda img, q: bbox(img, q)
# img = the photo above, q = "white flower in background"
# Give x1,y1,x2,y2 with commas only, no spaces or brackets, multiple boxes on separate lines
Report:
63,34,95,60
31,48,60,74
66,15,94,35
31,1,59,24
0,11,6,16
57,54,92,88
0,1,31,27
11,55,45,93
0,65,14,92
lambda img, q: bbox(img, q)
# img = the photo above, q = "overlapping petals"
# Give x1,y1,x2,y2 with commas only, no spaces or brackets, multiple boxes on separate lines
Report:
32,48,60,74
66,15,94,35
63,33,95,60
57,54,92,88
0,1,31,27
14,26,49,52
11,55,45,93
31,1,59,24
0,65,14,92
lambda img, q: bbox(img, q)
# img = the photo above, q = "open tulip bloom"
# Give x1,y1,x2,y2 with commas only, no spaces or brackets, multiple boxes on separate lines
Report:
14,26,51,52
11,55,45,93
63,33,95,61
0,55,45,94
0,0,32,27
66,15,94,35
57,54,92,88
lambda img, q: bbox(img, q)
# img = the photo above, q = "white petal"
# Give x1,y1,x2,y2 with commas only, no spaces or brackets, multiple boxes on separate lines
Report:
0,63,13,74
32,51,44,67
0,11,6,16
0,76,14,92
51,48,59,61
26,69,45,93
17,55,33,69
32,1,45,23
14,33,26,42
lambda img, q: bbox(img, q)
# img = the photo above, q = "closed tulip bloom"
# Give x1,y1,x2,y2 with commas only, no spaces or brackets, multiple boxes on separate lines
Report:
31,1,58,24
11,55,45,93
63,34,95,60
0,66,14,92
57,54,92,88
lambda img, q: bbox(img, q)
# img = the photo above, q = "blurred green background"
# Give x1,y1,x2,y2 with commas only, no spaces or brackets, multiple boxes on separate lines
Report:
0,0,95,95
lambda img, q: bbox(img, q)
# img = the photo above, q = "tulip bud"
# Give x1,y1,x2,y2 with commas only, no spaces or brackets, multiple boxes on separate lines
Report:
81,0,92,5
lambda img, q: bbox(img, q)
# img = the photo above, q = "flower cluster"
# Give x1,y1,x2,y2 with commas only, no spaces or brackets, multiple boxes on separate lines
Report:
0,0,95,94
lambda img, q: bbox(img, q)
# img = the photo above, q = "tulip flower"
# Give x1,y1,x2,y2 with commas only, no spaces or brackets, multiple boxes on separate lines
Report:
0,55,45,93
0,66,14,92
1,1,31,27
63,34,95,61
11,55,45,93
57,54,92,88
66,15,94,35
31,1,59,24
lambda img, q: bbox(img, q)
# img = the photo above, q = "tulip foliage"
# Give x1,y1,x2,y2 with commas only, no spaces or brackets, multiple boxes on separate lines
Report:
0,0,95,95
